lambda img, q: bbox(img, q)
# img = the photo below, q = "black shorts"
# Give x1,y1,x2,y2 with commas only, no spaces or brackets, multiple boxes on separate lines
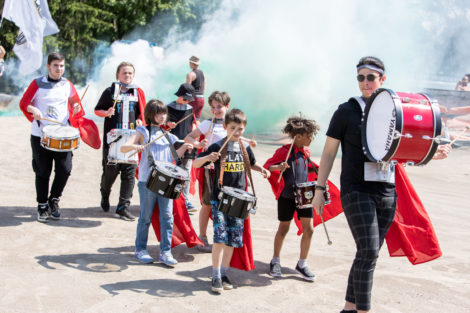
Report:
277,196,313,221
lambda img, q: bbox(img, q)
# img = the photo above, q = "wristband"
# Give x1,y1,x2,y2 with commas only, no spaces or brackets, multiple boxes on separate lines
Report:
315,185,326,191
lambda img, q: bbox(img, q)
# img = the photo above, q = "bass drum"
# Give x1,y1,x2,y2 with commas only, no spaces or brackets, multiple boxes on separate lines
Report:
361,88,441,165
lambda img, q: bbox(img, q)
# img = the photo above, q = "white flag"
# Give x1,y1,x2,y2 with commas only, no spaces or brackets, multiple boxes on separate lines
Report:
2,0,59,75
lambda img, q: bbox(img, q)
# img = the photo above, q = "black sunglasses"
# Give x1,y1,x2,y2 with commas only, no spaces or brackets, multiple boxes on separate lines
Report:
357,74,379,82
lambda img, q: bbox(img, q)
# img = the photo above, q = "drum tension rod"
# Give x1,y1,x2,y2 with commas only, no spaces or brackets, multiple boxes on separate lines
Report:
394,130,413,139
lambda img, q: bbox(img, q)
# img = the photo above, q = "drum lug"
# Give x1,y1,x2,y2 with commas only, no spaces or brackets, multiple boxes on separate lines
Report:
406,161,415,166
402,97,411,103
390,160,398,165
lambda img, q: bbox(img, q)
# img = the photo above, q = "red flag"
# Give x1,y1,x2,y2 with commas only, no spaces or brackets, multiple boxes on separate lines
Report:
385,164,442,264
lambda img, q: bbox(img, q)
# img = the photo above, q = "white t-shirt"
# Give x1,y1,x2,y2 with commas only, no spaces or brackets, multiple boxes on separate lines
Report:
198,119,226,145
30,77,75,137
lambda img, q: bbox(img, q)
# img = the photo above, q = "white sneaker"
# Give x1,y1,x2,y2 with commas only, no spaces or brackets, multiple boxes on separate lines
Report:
134,250,154,264
158,252,178,267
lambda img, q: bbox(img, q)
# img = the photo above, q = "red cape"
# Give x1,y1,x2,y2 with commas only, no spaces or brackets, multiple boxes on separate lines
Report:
151,195,202,248
263,144,343,234
385,164,442,264
19,78,101,149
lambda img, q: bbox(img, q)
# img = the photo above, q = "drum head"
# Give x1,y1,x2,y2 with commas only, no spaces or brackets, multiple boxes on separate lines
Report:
154,161,189,180
296,181,316,188
362,89,402,162
221,186,255,201
42,125,80,138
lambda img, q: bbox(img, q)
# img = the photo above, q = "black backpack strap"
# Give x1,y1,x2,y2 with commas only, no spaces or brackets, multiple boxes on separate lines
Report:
161,127,182,166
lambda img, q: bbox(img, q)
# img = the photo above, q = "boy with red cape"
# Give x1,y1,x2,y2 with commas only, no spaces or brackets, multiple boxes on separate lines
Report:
263,115,343,281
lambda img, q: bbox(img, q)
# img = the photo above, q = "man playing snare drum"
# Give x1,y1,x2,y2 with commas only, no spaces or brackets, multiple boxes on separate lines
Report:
19,52,84,223
94,62,146,221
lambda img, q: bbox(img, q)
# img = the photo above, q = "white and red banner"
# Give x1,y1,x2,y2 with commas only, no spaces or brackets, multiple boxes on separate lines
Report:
2,0,59,74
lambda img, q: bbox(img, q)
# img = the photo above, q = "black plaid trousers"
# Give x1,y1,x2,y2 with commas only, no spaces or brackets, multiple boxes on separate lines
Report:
341,191,396,311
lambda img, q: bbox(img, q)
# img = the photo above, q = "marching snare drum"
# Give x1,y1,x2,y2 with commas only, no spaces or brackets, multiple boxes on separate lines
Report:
146,161,190,199
41,125,80,152
362,89,442,165
294,181,331,209
107,129,138,164
217,186,257,219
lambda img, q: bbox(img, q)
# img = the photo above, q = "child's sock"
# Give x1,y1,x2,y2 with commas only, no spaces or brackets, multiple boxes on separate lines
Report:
271,257,281,264
221,265,228,277
212,267,221,279
297,258,307,268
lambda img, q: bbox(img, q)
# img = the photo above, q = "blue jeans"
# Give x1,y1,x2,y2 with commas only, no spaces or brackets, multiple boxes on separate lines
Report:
136,181,173,253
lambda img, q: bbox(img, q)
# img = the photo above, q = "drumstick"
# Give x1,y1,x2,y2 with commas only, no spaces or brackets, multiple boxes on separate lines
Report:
204,117,215,151
80,85,90,102
217,126,239,153
72,85,90,117
111,84,122,114
41,117,64,125
319,214,333,245
129,114,194,157
277,139,295,183
449,126,470,145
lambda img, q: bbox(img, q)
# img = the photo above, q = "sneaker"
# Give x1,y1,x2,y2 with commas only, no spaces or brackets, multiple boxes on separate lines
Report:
101,195,110,212
221,275,233,290
48,197,61,220
115,207,135,221
295,264,316,282
269,261,282,278
37,204,49,223
134,250,154,264
197,236,212,253
158,252,178,267
211,277,223,293
185,201,197,213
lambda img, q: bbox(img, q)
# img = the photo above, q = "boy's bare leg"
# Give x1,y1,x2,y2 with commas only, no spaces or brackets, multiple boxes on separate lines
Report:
299,217,314,259
199,204,211,237
273,221,291,258
221,246,234,268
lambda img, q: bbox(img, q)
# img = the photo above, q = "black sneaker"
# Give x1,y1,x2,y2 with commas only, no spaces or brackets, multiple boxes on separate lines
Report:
115,207,135,221
101,195,110,212
221,275,233,290
211,277,223,293
37,204,49,223
48,197,61,220
269,261,282,278
295,264,315,282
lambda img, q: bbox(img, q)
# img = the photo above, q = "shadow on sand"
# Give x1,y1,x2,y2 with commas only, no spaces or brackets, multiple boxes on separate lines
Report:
0,205,143,228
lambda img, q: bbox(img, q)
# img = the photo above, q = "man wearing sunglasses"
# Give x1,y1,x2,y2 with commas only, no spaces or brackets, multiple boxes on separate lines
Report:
311,56,450,313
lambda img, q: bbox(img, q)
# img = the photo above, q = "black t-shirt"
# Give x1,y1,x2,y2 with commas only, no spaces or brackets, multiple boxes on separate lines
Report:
280,150,310,199
326,98,395,197
191,69,205,95
197,140,256,201
167,101,194,140
95,84,141,149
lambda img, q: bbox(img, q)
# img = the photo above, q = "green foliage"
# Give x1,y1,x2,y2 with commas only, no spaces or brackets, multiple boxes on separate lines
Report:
0,0,220,89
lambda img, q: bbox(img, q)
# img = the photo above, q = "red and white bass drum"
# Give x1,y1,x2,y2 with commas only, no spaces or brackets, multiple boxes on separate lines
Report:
361,88,442,165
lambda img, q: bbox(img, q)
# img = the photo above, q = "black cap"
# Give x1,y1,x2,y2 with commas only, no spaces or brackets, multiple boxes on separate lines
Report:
174,83,195,102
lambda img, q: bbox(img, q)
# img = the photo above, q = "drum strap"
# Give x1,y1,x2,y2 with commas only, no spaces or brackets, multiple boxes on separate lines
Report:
144,125,182,167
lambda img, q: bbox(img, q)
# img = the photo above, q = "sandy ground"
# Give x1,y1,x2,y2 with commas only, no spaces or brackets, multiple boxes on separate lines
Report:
0,116,469,313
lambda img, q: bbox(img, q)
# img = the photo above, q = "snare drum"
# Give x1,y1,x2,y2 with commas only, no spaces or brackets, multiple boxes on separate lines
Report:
362,89,442,165
41,125,80,152
294,181,331,209
146,161,190,199
217,186,257,219
107,129,138,164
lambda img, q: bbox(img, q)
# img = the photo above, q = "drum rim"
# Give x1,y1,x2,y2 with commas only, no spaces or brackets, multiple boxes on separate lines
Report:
361,88,403,163
153,160,190,180
220,186,256,200
416,93,442,165
41,125,81,140
296,181,316,187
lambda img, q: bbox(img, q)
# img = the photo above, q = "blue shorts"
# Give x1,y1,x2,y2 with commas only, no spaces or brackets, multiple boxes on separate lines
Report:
210,200,244,248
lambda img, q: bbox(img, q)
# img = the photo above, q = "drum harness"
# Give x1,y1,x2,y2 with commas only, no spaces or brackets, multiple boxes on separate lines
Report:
218,137,258,209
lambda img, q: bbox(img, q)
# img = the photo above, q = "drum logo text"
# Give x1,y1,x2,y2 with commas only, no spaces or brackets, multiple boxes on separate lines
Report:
385,110,396,152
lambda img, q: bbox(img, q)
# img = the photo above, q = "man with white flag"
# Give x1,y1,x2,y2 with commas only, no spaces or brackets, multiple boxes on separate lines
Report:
2,0,59,74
